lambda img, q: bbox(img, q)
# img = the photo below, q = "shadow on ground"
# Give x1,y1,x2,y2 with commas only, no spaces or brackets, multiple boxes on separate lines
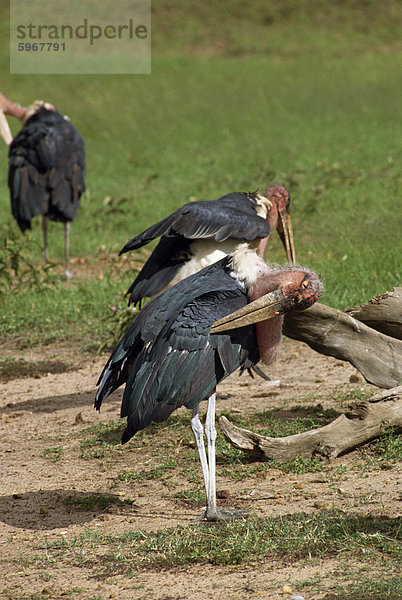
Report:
0,489,138,530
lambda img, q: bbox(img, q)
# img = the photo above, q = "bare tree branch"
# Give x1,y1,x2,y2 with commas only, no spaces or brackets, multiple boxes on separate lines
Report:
219,387,402,462
346,287,402,340
283,303,402,389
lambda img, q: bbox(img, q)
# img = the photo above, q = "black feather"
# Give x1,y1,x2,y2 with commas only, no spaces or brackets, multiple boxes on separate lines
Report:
95,256,260,444
8,106,85,231
126,236,192,305
121,192,269,306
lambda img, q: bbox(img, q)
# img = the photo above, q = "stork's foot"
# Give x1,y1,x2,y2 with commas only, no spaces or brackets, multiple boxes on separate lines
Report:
249,365,271,381
195,506,247,522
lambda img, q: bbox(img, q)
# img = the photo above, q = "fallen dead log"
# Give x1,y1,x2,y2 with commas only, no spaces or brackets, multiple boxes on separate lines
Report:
283,303,402,389
346,287,402,340
219,386,402,462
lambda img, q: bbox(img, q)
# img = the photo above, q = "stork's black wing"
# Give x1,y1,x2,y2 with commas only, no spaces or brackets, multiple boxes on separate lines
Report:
121,192,270,305
95,256,258,443
119,192,269,255
125,236,193,305
8,107,85,231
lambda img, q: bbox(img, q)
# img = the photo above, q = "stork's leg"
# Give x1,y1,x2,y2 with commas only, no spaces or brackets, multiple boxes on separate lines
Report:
42,216,48,263
190,406,210,493
204,393,218,518
194,394,246,522
64,222,72,279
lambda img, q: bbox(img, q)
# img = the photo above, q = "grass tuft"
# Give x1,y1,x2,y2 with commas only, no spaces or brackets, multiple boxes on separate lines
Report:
323,575,402,600
43,447,63,463
37,512,400,573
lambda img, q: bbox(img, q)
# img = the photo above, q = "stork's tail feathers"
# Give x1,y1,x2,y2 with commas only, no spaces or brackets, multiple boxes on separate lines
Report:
94,364,117,410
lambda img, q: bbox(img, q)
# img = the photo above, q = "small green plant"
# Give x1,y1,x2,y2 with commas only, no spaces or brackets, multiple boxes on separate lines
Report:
98,297,139,351
0,226,59,297
274,455,325,474
174,488,204,505
43,446,63,462
79,420,125,459
358,429,402,467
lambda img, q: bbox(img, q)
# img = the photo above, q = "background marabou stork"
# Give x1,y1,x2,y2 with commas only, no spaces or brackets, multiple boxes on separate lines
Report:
0,92,86,279
96,244,322,521
120,185,295,306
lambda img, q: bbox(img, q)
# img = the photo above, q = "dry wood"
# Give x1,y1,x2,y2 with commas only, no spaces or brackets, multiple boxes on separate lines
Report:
219,386,402,462
346,287,402,340
283,302,402,389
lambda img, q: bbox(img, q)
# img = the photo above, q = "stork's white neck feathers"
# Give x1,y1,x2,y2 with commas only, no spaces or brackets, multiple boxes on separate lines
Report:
254,194,272,219
23,100,56,124
169,239,236,288
229,244,267,290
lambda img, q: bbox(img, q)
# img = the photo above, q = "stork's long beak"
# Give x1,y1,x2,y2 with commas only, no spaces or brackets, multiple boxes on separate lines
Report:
210,273,321,333
0,109,12,146
211,289,287,333
277,209,296,264
211,288,286,333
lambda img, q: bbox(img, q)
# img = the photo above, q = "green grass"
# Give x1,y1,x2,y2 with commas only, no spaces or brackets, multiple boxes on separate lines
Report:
0,1,401,347
81,391,401,492
359,430,402,466
150,0,401,58
43,446,63,462
0,249,136,350
325,575,402,600
34,512,400,572
79,419,126,459
9,511,400,598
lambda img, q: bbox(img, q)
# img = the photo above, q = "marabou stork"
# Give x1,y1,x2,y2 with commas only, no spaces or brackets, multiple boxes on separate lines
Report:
0,92,86,279
119,185,295,306
95,244,322,521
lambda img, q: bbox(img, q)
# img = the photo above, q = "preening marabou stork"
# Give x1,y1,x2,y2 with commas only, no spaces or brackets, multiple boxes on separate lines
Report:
96,244,323,521
0,92,86,279
119,185,295,306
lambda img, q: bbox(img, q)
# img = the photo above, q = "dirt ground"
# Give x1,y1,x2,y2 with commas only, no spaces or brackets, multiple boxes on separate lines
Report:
0,338,400,600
